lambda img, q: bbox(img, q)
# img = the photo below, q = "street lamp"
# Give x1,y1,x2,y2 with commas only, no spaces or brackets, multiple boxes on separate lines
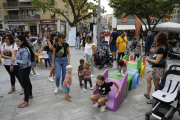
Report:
97,0,101,46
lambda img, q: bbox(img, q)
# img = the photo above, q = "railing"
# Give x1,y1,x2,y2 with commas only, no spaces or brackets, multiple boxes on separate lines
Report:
3,2,33,8
4,14,40,20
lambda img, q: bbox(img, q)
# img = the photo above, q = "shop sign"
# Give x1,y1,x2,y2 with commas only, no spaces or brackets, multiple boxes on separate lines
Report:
8,22,25,24
40,20,55,23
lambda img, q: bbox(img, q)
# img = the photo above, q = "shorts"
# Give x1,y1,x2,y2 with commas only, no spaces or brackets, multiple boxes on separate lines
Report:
99,94,109,100
110,45,117,53
62,86,70,93
119,65,126,70
149,67,165,79
78,75,84,82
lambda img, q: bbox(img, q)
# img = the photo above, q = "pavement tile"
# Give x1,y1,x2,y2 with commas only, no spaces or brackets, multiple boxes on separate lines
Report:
61,106,92,120
0,102,5,111
31,94,56,105
80,113,111,120
30,111,62,120
0,109,15,120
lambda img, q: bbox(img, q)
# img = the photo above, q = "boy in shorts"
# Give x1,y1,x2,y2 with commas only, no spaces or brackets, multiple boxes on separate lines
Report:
117,59,127,76
90,75,121,112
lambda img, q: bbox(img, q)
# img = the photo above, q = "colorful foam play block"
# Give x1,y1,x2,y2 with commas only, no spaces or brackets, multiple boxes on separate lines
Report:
126,68,139,89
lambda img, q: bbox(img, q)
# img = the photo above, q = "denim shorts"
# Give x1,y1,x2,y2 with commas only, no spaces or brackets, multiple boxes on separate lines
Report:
62,86,70,93
99,94,109,100
119,65,126,70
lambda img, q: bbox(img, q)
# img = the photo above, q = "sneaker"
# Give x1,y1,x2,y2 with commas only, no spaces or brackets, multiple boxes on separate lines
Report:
81,83,84,86
91,87,93,90
83,88,87,91
122,73,124,77
100,105,106,112
33,73,39,76
91,74,94,78
50,67,52,70
93,102,99,108
54,87,58,93
48,77,54,82
117,72,121,76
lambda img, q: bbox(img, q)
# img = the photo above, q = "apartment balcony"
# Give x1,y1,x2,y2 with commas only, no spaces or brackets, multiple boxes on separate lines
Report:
4,14,40,20
3,2,33,9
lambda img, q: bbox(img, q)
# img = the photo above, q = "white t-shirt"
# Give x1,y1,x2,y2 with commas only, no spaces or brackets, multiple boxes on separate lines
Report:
41,51,49,59
1,43,18,65
85,42,96,55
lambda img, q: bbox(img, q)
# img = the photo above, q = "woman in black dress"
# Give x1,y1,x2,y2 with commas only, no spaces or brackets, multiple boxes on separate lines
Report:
82,33,86,50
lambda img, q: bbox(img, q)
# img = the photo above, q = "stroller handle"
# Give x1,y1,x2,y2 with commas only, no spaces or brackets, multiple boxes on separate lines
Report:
168,65,180,71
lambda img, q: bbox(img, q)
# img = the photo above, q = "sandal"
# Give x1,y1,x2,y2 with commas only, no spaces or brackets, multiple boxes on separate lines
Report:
144,93,150,99
23,95,33,100
66,97,72,102
146,99,154,104
68,95,72,98
18,102,29,108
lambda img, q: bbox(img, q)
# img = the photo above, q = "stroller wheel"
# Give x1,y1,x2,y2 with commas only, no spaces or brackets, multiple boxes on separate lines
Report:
94,64,97,67
110,64,113,68
152,100,158,108
99,66,102,70
145,115,150,120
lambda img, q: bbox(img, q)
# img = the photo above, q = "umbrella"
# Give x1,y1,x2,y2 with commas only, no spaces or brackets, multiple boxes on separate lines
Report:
154,22,180,33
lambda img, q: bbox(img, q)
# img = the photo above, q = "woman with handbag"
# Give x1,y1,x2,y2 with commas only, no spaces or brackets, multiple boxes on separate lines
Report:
51,33,71,94
144,32,170,104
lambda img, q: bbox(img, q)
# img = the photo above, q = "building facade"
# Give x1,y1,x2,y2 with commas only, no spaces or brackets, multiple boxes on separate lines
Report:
0,0,74,36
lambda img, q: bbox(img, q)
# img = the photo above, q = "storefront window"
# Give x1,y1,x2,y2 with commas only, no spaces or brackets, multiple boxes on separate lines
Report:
61,24,66,36
0,22,2,29
41,24,57,32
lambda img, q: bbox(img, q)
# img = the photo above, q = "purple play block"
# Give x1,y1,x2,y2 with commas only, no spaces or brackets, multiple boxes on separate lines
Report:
93,69,128,111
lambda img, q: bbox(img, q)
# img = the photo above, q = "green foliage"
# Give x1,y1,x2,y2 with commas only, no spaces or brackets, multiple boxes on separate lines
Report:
108,0,179,31
32,0,106,27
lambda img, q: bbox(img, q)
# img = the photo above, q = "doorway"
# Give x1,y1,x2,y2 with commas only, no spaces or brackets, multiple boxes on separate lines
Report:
30,26,37,36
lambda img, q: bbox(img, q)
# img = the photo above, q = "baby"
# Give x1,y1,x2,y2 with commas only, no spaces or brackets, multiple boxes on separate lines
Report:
117,59,127,76
62,65,72,102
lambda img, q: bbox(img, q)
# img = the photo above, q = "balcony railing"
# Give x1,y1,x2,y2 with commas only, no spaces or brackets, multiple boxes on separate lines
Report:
4,14,40,20
3,2,33,8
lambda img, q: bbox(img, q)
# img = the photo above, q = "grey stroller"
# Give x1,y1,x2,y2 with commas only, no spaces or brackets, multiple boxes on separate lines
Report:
145,65,180,120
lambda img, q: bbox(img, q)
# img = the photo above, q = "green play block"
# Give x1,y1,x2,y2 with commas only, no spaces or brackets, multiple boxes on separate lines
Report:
108,72,133,97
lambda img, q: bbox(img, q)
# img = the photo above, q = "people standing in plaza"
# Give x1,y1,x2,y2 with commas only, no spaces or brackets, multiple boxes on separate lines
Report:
116,32,128,71
1,34,24,95
34,40,44,53
24,31,39,76
41,46,51,69
15,35,34,108
144,32,169,104
84,36,96,78
76,31,81,50
48,32,57,81
137,32,145,53
52,33,71,93
144,31,154,56
110,28,119,60
38,31,44,43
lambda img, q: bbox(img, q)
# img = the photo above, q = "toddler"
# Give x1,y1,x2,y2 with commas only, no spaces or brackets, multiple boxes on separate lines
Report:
79,61,93,91
124,45,130,60
90,75,121,112
35,49,39,64
117,59,127,76
41,46,51,69
132,44,141,61
62,65,72,102
78,59,85,88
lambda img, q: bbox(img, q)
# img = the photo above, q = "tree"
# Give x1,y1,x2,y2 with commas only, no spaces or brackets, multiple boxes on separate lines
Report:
32,0,106,27
109,0,179,31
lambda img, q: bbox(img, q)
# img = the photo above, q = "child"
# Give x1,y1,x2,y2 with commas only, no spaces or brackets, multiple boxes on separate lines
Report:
79,61,93,91
78,59,85,88
41,46,51,69
132,44,141,61
35,49,39,64
124,45,130,61
62,65,72,102
90,75,121,112
117,59,127,76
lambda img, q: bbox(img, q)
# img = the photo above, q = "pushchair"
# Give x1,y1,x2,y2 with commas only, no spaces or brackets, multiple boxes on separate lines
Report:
94,41,113,69
145,65,180,120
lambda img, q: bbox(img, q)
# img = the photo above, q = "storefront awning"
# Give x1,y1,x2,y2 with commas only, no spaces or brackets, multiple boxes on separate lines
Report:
117,25,135,30
142,25,154,31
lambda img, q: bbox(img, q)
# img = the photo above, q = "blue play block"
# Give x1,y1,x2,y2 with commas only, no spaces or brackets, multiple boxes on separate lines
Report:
126,68,139,89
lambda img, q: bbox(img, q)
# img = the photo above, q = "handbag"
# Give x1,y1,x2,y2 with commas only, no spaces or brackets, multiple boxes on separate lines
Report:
148,46,168,65
55,42,66,58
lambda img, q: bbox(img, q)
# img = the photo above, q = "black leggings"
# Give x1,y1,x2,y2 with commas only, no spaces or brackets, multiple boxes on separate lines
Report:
117,52,125,62
45,59,51,68
21,66,32,102
4,65,22,86
134,54,140,61
84,78,92,89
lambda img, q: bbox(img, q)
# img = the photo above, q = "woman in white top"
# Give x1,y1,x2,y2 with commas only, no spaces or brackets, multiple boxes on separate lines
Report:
41,46,51,69
1,34,24,95
84,36,97,77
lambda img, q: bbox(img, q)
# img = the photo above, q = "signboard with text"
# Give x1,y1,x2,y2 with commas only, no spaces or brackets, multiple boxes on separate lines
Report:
40,20,55,23
68,27,76,46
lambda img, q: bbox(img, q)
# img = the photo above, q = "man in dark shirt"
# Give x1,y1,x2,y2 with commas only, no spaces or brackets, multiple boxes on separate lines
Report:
145,31,154,56
110,28,119,60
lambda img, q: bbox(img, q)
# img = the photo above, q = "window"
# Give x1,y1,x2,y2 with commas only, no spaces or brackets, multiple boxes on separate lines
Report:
27,10,36,15
51,13,55,19
42,9,46,13
0,12,1,20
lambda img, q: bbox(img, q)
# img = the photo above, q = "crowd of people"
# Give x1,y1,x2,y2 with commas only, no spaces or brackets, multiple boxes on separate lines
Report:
0,27,174,112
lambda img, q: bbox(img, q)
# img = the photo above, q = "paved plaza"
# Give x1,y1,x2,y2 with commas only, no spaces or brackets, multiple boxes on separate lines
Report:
0,47,180,120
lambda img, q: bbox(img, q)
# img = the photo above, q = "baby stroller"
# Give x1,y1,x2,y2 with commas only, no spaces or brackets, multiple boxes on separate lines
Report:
94,41,113,69
145,65,180,120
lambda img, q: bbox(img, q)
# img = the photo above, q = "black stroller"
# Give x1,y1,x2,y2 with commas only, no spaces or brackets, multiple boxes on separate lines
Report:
94,41,113,69
145,65,180,120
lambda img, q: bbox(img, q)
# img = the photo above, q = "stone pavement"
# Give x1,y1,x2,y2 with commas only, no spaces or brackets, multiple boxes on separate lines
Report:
0,47,180,120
